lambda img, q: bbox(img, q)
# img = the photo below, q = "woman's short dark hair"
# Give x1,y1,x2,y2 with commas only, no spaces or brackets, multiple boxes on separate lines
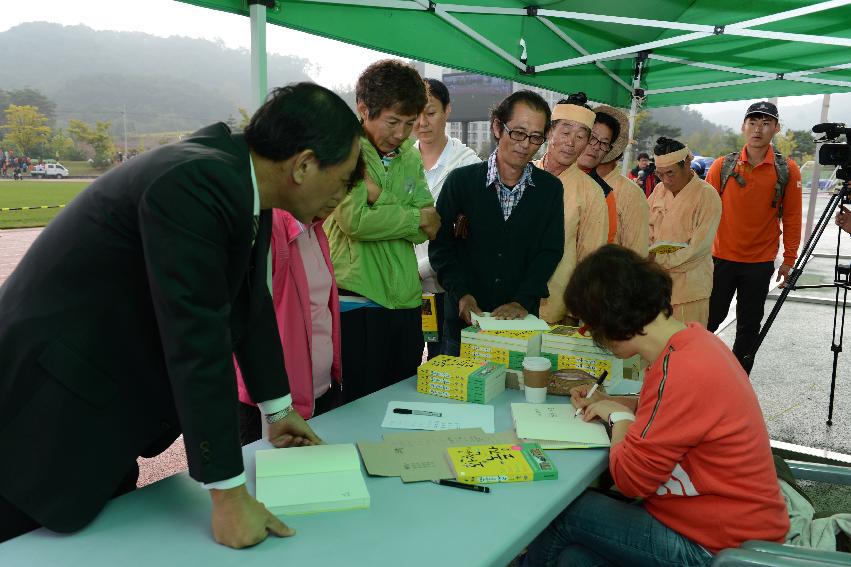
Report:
594,112,620,142
637,152,650,160
356,59,427,120
565,244,673,344
244,82,362,168
490,90,551,139
654,136,688,168
425,78,450,110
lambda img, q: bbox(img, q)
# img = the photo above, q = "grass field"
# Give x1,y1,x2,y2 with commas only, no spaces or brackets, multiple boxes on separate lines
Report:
0,180,90,229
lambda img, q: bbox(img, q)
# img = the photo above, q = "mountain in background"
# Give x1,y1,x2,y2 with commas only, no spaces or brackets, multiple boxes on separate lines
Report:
0,22,312,133
1,22,755,147
690,93,851,132
648,105,727,138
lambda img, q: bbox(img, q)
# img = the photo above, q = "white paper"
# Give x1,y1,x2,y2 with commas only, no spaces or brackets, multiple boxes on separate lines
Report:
471,312,551,331
511,403,610,446
381,401,495,433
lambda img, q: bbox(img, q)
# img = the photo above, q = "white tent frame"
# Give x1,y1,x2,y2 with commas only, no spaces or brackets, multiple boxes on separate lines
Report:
247,0,851,236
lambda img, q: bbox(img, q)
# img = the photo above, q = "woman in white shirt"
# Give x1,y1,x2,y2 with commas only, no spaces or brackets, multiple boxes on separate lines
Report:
414,78,481,358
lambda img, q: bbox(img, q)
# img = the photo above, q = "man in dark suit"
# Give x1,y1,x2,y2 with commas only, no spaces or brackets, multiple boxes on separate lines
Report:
0,83,363,548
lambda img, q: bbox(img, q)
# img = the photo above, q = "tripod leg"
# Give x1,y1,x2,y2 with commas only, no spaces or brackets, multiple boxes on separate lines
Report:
743,192,842,371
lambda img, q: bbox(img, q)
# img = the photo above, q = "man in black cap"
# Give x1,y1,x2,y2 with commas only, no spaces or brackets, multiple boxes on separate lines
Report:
705,101,802,374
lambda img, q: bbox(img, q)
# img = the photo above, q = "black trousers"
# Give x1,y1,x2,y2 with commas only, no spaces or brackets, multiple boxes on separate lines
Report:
339,304,424,404
238,381,344,446
425,292,445,360
707,257,775,374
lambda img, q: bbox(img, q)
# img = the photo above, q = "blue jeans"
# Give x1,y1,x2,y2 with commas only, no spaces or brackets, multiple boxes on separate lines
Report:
524,490,714,567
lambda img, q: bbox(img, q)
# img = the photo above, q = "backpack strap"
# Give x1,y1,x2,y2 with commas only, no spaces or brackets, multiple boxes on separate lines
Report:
773,151,789,219
718,152,743,196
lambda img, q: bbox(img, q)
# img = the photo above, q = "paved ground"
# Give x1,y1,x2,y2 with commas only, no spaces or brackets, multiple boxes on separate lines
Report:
2,192,850,506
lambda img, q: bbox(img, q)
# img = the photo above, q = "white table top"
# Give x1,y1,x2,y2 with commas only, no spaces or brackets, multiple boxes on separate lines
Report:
0,377,610,567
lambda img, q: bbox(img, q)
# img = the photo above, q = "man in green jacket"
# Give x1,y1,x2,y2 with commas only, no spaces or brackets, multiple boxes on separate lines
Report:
325,60,440,402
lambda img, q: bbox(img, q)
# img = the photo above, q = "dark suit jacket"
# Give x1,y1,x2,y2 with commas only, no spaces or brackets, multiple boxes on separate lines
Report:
0,123,289,532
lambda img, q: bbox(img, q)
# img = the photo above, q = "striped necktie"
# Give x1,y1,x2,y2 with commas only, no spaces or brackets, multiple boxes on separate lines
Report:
251,214,260,245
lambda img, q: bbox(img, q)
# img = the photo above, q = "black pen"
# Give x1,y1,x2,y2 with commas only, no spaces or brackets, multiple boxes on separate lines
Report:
393,408,442,417
432,479,490,493
574,370,609,418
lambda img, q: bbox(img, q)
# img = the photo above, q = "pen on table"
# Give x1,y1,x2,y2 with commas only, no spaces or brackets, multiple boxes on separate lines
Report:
574,370,609,418
432,479,490,493
393,408,443,417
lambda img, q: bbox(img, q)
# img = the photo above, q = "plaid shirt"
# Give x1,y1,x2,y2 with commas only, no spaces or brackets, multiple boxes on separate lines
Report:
486,150,535,221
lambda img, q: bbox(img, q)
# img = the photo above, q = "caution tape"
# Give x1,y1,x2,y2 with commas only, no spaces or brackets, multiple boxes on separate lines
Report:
0,204,66,212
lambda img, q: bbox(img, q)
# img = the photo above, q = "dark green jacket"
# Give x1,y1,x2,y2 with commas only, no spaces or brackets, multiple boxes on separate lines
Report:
429,161,564,338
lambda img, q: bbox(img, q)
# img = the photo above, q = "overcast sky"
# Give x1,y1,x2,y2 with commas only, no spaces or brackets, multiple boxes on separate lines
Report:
0,0,835,129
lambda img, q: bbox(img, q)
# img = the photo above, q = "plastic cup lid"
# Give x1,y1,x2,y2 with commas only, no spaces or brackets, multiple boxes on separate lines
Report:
522,356,552,371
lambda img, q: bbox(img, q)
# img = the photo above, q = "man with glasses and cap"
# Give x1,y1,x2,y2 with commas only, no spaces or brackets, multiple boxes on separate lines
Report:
578,105,649,257
429,90,564,355
535,93,609,324
648,136,722,327
705,101,802,374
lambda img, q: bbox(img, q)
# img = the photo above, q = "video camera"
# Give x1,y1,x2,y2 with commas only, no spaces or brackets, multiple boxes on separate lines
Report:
813,123,851,180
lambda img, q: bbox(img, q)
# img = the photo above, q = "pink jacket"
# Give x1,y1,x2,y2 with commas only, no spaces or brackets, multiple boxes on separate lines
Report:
236,209,342,419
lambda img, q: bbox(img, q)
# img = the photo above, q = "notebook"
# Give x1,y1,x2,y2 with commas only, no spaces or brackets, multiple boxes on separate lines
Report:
511,403,611,449
255,443,370,515
649,241,688,255
471,312,551,331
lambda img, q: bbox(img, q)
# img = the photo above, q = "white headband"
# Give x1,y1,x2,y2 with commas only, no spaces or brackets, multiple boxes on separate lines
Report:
654,146,691,167
552,104,596,129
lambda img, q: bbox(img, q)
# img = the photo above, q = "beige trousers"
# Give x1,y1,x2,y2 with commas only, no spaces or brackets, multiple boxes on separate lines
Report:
671,298,709,327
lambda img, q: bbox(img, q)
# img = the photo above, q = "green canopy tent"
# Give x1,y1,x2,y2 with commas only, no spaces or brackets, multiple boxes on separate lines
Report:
177,0,851,106
178,0,851,231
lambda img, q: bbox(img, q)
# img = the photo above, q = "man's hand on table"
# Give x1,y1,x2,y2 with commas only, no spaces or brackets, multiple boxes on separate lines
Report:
491,302,527,320
210,484,294,548
459,294,483,325
268,410,323,448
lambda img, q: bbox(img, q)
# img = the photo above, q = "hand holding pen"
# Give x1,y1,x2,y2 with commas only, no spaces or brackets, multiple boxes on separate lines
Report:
573,370,608,418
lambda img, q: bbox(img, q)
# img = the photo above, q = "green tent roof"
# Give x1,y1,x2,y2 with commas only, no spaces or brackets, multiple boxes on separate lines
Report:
178,0,851,108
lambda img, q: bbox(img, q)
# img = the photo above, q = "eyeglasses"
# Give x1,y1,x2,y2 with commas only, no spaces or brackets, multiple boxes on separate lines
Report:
588,135,613,153
501,122,546,146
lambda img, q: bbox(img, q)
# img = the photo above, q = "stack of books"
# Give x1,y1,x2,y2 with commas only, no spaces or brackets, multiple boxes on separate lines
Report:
460,326,545,372
446,442,558,483
416,355,506,404
540,325,644,385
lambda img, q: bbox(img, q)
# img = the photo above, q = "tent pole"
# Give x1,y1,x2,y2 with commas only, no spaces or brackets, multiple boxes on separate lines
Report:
622,53,645,176
249,1,269,112
249,0,271,438
805,93,832,242
622,97,639,176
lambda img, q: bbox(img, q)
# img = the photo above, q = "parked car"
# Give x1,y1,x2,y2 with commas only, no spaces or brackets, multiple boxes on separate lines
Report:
690,155,716,180
31,163,70,179
799,161,839,191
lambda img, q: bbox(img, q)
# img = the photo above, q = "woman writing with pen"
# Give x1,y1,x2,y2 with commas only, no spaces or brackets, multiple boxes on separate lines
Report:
525,245,788,566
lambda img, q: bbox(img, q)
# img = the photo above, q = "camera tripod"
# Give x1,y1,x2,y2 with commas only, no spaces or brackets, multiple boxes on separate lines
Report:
744,178,849,426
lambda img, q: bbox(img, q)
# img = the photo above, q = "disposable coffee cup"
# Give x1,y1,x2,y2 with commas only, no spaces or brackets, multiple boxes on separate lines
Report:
522,357,551,403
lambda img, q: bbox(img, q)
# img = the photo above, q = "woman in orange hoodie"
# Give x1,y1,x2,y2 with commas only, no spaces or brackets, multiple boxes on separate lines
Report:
525,245,788,566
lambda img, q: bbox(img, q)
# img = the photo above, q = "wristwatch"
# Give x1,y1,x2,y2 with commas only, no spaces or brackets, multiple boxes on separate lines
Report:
265,404,294,425
608,412,636,428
